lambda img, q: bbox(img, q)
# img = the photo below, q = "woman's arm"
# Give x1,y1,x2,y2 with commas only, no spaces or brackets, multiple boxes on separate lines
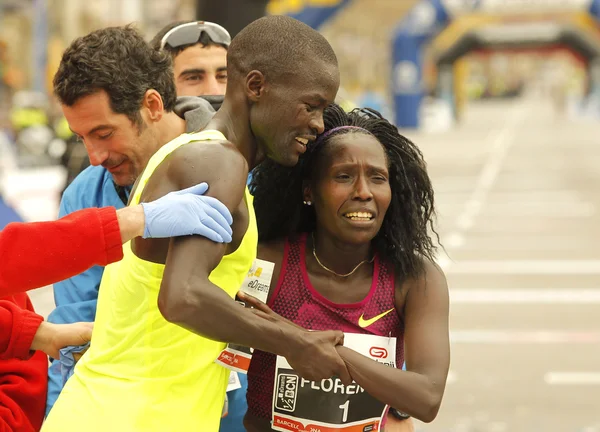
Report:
336,261,450,423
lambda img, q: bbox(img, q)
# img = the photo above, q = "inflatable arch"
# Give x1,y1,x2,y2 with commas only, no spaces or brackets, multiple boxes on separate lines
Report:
392,0,600,128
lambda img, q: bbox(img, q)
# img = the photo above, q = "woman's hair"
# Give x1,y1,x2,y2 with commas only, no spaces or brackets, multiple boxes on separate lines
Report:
251,104,440,278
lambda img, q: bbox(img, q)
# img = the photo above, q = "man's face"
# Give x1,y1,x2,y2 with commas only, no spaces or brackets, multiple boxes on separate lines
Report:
251,58,340,167
62,90,159,186
173,44,228,96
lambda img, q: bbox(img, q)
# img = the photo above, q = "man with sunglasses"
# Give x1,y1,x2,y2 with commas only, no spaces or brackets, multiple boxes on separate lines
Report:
151,20,230,98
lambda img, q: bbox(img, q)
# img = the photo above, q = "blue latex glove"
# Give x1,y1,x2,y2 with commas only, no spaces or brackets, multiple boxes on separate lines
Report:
59,342,91,386
141,182,233,242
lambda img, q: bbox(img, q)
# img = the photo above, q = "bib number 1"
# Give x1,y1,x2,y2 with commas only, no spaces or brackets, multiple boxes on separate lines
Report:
272,333,397,432
338,400,349,423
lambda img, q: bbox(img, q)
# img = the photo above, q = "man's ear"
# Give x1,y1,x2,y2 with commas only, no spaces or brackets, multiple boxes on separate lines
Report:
245,70,266,102
141,89,164,123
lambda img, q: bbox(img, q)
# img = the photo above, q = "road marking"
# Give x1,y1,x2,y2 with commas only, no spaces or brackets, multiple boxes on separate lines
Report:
451,330,600,344
442,260,600,274
446,101,530,251
445,237,596,251
450,289,600,304
544,372,600,385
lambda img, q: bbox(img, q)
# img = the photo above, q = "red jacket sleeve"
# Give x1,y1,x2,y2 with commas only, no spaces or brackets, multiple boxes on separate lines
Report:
0,206,123,297
0,298,43,360
0,294,47,432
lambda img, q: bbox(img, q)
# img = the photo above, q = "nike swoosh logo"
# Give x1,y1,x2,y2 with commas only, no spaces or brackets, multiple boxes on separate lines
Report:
358,308,395,328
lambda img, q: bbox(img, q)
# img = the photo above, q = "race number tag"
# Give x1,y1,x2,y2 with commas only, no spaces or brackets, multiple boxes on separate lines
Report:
238,258,274,303
215,259,275,373
272,333,396,432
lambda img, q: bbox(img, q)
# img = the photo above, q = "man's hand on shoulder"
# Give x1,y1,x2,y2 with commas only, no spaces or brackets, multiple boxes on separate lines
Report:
163,140,249,211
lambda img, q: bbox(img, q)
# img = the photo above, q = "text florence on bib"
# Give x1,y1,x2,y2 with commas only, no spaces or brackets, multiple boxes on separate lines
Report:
272,333,397,432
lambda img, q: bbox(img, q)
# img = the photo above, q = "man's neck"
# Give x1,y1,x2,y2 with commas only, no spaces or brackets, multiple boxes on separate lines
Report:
207,98,263,170
125,113,187,200
157,112,187,145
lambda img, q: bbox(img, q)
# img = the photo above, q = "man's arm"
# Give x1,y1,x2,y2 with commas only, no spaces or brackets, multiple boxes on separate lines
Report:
0,182,234,298
146,142,350,383
0,207,122,297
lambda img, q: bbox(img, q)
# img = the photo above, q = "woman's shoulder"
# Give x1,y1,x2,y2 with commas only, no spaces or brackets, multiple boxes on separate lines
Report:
389,257,448,321
257,233,308,261
258,237,287,258
394,256,447,298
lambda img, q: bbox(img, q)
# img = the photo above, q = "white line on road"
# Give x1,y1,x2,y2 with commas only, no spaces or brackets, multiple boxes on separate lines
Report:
441,260,600,274
451,330,600,344
450,289,600,304
442,237,596,252
446,101,530,253
445,371,600,386
544,372,600,385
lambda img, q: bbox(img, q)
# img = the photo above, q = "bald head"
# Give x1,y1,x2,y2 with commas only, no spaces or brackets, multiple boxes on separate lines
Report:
227,15,337,83
221,16,339,169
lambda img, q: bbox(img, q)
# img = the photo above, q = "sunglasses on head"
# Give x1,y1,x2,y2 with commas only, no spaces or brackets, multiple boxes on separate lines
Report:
160,21,231,50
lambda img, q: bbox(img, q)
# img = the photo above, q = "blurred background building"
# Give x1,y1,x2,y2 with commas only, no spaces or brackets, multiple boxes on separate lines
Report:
1,1,600,430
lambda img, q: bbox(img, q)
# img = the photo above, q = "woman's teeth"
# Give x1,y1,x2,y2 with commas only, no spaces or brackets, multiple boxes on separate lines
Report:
344,212,373,220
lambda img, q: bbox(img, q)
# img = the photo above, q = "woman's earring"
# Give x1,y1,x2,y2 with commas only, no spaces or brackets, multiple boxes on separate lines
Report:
303,200,312,206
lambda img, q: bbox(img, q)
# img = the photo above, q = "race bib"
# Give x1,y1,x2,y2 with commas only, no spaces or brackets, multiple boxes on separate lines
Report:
216,259,275,373
272,333,396,432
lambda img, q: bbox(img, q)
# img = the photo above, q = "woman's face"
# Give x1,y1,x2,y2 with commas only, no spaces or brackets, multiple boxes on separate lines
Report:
305,132,392,245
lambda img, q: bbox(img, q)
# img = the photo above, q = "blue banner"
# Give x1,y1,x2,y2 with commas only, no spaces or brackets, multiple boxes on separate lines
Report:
590,0,600,20
391,0,449,128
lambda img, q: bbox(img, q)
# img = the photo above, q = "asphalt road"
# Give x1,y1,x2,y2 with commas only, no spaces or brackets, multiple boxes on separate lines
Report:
408,95,600,432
